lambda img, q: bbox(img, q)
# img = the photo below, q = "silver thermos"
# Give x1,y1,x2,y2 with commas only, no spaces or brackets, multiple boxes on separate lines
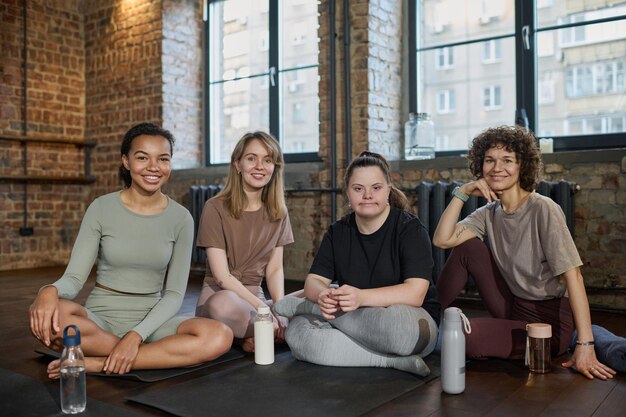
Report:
441,307,471,394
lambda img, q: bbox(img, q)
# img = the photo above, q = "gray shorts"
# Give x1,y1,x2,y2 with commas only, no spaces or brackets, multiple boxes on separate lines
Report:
84,287,187,342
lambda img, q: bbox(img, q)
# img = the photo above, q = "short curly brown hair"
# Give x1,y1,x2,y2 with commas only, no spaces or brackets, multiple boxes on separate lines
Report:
467,125,542,192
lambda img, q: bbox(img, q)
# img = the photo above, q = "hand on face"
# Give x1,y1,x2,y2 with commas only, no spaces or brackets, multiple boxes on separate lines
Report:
460,178,499,203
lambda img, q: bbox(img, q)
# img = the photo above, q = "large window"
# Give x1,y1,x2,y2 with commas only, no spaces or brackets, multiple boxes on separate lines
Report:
411,0,626,153
205,0,320,164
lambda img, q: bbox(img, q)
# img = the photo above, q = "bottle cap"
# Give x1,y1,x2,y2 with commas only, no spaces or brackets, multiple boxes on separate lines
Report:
443,307,462,322
258,305,270,314
526,323,551,338
63,324,81,346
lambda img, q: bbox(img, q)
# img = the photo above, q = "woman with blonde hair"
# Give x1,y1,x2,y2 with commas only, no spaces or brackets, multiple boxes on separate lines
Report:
195,131,294,351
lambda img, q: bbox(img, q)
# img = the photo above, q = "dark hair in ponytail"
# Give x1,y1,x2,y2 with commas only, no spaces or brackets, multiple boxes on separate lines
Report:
344,151,410,211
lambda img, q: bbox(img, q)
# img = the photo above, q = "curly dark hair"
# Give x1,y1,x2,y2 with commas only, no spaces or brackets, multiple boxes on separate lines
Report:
119,122,175,188
344,150,410,211
467,125,542,192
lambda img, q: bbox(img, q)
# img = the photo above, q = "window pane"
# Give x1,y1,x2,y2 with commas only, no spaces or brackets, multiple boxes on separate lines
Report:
537,1,626,29
537,17,626,136
418,38,515,151
280,67,319,153
281,0,319,68
420,0,515,49
209,0,269,82
209,76,270,164
280,0,320,154
417,0,515,151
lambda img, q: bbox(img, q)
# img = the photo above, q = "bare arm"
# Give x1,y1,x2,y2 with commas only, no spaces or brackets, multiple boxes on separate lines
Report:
265,246,285,303
206,247,266,309
333,278,430,313
562,267,615,380
432,180,496,249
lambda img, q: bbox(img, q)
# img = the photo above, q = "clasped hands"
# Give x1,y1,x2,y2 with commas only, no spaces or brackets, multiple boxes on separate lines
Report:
317,284,362,320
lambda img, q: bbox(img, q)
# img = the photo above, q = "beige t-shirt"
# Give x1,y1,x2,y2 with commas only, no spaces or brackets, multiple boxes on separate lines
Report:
459,192,582,300
196,196,294,287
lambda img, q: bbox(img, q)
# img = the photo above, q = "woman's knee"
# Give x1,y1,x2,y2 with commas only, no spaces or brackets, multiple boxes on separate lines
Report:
202,291,248,321
180,318,234,361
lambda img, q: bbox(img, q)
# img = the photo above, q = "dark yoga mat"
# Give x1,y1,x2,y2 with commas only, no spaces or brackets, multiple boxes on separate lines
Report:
0,368,144,417
36,347,243,382
128,351,441,417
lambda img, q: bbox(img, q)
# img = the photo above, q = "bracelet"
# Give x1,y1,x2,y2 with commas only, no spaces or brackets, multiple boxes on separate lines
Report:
451,186,469,203
575,340,595,346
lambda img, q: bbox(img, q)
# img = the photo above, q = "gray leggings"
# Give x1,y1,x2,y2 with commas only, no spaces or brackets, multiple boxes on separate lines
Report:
285,304,438,374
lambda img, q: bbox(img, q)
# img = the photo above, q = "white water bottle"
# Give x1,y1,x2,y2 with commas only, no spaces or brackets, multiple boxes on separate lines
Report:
254,305,274,365
441,307,471,394
60,325,86,414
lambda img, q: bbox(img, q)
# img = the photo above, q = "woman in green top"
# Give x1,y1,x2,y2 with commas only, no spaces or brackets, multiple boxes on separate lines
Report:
29,123,233,378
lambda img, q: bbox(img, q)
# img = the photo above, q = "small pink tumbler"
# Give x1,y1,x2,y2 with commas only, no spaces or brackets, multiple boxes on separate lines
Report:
526,323,552,373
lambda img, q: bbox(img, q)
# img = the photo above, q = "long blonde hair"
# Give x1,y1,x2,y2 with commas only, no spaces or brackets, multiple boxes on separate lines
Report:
220,131,287,221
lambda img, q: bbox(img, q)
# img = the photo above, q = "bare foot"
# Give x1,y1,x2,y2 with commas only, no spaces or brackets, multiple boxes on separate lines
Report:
241,337,255,353
47,357,106,379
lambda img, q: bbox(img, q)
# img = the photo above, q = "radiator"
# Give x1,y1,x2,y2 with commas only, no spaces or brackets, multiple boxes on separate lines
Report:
416,180,577,281
189,185,223,264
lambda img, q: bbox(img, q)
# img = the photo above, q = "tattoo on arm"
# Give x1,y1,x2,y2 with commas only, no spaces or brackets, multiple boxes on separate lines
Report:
455,226,467,239
217,279,224,287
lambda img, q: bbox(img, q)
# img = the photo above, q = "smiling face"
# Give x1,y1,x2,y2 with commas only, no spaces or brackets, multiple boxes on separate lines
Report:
482,144,521,193
235,138,275,193
346,166,391,221
121,134,172,195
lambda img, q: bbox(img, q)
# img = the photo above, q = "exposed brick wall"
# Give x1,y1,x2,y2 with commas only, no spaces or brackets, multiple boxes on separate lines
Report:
84,0,165,198
0,0,89,269
162,0,203,169
366,0,403,159
1,0,624,311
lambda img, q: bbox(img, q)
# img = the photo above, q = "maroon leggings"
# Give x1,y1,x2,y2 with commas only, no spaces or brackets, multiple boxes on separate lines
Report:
437,238,574,359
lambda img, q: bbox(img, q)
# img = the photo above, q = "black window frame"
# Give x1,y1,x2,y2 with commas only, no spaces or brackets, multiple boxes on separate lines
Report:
408,0,626,155
203,0,321,166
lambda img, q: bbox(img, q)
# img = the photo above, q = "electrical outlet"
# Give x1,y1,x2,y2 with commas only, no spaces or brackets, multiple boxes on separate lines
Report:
19,227,34,236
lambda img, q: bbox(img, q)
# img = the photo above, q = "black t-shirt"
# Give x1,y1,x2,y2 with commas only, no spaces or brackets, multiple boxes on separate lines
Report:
310,207,440,324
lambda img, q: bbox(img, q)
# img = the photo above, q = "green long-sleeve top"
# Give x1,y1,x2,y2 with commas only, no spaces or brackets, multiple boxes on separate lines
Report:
53,191,194,340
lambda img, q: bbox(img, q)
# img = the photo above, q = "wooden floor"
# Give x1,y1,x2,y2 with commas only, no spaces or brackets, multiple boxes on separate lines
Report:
1,266,625,417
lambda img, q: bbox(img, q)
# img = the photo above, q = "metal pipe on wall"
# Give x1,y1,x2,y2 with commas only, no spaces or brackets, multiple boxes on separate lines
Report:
20,0,33,236
329,0,337,223
343,0,351,165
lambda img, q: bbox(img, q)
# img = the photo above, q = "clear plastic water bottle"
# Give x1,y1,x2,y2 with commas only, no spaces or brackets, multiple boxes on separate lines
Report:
441,307,471,394
60,325,86,414
404,112,418,160
405,113,435,160
254,306,274,365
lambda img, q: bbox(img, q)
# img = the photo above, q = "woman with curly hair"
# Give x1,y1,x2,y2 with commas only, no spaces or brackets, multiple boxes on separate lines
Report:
433,125,615,380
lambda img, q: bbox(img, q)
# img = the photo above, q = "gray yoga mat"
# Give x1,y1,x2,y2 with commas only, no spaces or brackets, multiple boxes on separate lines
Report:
128,351,441,417
0,367,144,417
36,347,244,382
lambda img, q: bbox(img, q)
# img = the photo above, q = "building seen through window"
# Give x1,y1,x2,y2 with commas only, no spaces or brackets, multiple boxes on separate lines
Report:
207,0,320,164
415,0,626,152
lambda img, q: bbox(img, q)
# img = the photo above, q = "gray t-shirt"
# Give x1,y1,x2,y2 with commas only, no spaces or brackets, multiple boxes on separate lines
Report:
459,192,582,300
53,191,194,340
